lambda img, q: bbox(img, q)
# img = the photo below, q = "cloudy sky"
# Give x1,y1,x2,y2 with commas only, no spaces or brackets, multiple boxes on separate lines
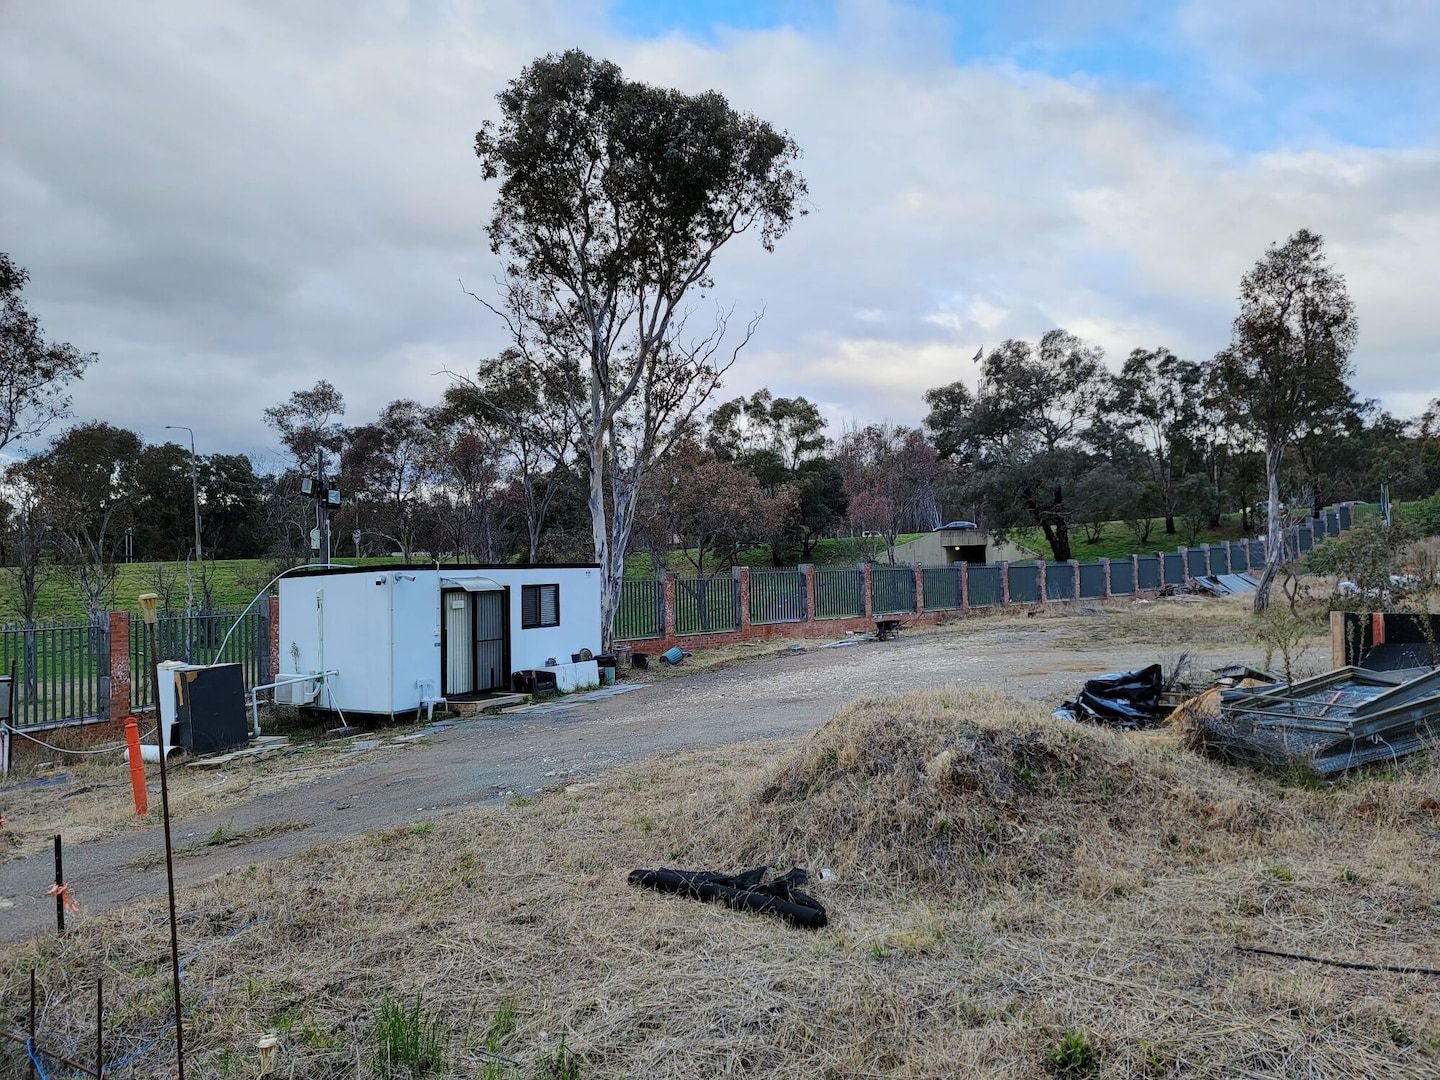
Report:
2,0,1438,458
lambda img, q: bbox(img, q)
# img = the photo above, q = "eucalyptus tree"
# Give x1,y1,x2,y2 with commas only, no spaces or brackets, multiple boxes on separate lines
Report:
0,253,96,453
472,49,806,645
1210,229,1357,612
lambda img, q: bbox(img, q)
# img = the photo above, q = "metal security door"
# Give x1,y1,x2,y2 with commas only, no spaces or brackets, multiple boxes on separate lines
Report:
475,590,506,691
443,592,474,695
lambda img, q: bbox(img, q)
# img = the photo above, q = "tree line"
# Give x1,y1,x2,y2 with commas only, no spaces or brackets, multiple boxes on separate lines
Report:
5,51,1440,633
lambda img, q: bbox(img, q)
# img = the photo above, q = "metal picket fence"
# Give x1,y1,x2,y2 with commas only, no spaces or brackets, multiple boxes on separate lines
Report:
615,578,663,640
674,575,738,635
921,566,962,611
749,567,806,624
815,568,863,619
872,565,916,614
129,607,270,710
1137,555,1161,591
1008,564,1040,603
1110,559,1134,595
0,618,108,729
1045,562,1074,601
967,564,1000,607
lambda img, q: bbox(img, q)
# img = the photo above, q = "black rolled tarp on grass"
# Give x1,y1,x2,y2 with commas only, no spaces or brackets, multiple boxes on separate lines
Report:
1054,663,1166,729
628,866,828,929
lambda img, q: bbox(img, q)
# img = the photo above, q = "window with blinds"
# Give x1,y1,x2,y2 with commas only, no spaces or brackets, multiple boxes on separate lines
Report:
521,583,560,628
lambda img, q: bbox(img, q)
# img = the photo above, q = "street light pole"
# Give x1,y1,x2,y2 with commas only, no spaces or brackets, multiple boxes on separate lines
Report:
164,425,203,567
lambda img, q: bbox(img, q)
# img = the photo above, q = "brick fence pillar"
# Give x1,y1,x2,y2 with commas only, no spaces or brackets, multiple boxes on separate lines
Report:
1036,560,1047,605
999,561,1010,606
861,562,874,619
1132,554,1141,592
735,566,752,633
959,562,970,613
1101,558,1112,599
661,572,676,640
801,564,815,626
1203,544,1213,576
1070,559,1081,599
108,610,131,724
1178,547,1190,584
913,563,925,615
268,593,281,679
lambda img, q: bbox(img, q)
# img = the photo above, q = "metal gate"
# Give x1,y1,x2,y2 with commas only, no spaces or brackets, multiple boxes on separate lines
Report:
475,591,506,691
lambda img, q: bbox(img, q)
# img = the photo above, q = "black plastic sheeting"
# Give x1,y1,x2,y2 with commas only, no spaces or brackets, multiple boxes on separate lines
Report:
1054,664,1166,729
627,865,828,929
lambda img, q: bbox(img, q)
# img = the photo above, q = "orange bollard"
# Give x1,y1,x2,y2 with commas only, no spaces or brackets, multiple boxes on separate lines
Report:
124,716,148,815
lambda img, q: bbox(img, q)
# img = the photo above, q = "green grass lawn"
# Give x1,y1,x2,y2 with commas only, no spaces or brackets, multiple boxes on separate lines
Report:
622,533,925,577
1013,516,1254,562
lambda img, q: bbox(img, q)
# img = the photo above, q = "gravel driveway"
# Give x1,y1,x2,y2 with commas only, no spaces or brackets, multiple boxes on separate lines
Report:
0,604,1269,944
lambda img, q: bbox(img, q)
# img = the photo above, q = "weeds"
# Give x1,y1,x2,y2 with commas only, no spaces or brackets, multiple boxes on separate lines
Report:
370,996,447,1078
1046,1030,1100,1077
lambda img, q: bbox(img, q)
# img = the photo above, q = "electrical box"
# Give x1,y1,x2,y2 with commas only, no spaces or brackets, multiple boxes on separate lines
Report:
176,663,248,756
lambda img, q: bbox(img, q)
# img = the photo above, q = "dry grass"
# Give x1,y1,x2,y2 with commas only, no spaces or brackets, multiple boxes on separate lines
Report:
5,688,1440,1078
0,731,383,860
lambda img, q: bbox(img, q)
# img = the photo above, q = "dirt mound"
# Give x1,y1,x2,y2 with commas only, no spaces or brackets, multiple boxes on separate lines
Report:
684,687,1265,894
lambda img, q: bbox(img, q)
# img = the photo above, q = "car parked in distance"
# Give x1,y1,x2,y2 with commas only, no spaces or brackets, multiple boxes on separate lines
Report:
935,520,978,530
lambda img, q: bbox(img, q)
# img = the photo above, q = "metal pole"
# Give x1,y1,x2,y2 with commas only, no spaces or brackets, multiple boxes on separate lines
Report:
28,968,36,1080
164,425,203,566
95,978,103,1079
139,595,185,1080
53,835,64,935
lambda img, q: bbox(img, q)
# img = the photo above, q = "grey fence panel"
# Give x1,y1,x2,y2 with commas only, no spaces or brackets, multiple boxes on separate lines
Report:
1045,562,1074,601
130,608,268,710
1137,555,1161,591
1186,548,1208,577
1314,515,1329,538
872,565,916,614
921,566,961,610
968,564,1001,608
1328,511,1341,534
674,576,737,635
749,567,806,624
1008,564,1040,604
815,568,863,619
1298,527,1314,553
1078,562,1105,598
615,578,663,640
1110,559,1134,595
1211,544,1230,574
1339,504,1352,529
1248,539,1265,566
1162,552,1185,584
0,619,106,729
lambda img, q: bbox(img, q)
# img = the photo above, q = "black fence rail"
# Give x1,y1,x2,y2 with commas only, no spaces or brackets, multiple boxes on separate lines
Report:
675,575,738,635
129,607,270,710
615,578,663,640
872,566,915,614
0,619,107,729
749,568,806,624
815,568,863,619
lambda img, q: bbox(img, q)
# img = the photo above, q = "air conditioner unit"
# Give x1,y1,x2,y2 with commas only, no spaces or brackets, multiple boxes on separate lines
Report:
273,674,320,707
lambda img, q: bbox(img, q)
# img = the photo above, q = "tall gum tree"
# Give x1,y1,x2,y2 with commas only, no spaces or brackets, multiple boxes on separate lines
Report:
472,50,805,647
1209,229,1357,613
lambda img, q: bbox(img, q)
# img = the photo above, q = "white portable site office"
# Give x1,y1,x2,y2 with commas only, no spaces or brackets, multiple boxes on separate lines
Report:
277,564,603,718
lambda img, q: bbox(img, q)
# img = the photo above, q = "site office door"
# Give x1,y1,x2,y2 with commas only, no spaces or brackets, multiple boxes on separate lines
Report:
442,586,509,696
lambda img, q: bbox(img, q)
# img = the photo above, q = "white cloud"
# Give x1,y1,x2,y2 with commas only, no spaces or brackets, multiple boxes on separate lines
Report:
0,0,1435,460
